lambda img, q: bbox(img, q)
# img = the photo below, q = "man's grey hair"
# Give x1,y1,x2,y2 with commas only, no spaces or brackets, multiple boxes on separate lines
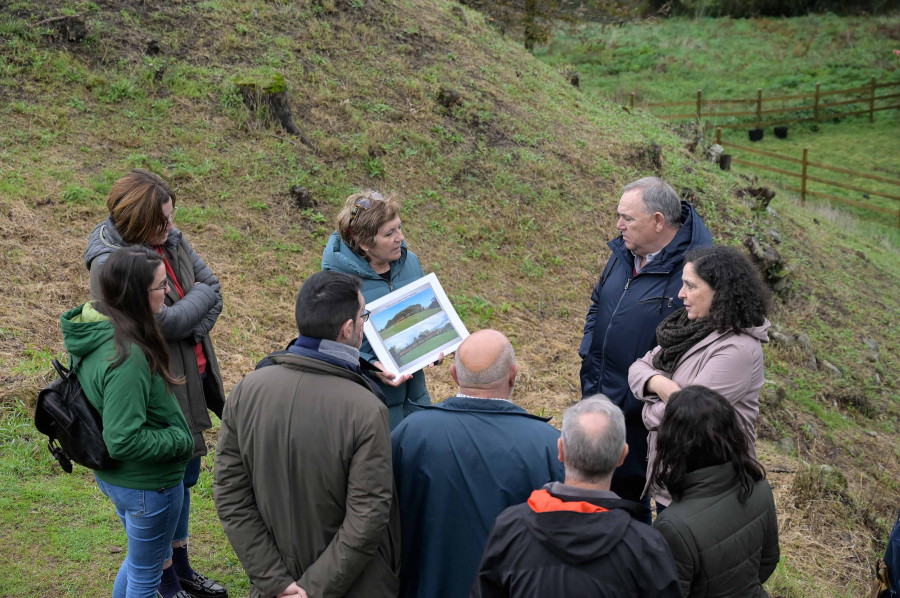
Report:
454,342,515,386
561,395,626,483
622,176,682,228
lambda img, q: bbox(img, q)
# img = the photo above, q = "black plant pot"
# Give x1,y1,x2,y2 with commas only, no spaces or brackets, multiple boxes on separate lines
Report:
719,154,732,171
774,126,788,139
749,129,764,142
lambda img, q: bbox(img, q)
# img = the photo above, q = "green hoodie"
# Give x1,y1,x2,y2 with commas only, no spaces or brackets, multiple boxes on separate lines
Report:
61,303,193,489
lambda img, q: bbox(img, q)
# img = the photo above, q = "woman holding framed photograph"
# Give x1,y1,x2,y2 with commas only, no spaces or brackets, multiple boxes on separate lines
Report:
322,189,435,429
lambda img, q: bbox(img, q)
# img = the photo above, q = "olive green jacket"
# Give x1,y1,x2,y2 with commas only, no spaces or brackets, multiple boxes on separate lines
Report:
214,351,400,598
653,464,780,597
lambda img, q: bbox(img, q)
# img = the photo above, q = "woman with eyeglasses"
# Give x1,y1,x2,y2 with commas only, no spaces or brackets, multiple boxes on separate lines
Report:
62,246,195,598
648,385,779,597
84,169,228,598
628,245,771,510
322,189,434,429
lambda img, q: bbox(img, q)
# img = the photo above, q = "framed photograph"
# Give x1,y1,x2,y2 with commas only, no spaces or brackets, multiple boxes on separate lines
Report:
363,273,469,378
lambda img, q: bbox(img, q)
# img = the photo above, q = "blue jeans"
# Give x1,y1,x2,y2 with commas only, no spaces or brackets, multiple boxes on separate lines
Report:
96,476,184,598
174,457,202,543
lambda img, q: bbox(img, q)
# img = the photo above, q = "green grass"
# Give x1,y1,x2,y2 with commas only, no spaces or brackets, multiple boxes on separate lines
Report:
399,329,460,365
0,401,248,596
538,14,899,102
381,307,443,337
1,2,898,596
717,115,900,230
538,14,900,229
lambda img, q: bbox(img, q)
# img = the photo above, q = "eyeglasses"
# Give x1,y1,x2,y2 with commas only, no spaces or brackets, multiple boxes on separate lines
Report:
361,309,371,322
162,206,180,228
149,280,169,293
348,191,385,228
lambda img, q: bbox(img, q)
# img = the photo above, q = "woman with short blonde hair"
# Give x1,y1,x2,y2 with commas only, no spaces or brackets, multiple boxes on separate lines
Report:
322,189,435,428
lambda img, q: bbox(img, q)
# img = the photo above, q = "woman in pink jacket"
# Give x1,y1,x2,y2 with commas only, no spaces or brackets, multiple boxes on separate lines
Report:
629,245,771,507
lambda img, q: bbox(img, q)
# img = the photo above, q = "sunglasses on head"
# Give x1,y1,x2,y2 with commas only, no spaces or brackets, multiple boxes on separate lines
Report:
349,191,385,227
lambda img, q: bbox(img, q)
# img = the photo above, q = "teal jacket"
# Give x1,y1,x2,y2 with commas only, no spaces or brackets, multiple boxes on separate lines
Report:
60,303,193,489
321,231,431,429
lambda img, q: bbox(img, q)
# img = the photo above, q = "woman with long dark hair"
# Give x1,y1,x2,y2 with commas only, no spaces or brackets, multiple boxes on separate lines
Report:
629,245,771,507
84,170,227,598
61,247,194,598
649,386,779,597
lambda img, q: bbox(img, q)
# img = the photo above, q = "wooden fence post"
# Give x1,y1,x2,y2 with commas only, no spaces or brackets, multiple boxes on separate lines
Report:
756,88,762,129
869,76,876,123
801,148,808,204
630,92,635,112
696,90,702,121
716,127,722,145
814,83,820,122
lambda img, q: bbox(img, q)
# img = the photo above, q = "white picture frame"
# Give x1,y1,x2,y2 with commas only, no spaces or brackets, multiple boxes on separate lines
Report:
363,273,469,378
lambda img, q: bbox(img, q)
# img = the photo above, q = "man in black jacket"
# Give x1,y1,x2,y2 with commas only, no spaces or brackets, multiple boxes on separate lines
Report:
471,395,682,598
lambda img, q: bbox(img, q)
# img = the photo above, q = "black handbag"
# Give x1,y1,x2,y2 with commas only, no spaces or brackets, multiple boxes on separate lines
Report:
34,358,117,472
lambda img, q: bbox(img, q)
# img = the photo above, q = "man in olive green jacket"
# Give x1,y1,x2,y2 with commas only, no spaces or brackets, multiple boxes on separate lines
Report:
214,271,400,598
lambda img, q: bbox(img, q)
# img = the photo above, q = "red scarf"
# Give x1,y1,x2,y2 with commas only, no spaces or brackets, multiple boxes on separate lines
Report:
154,246,207,376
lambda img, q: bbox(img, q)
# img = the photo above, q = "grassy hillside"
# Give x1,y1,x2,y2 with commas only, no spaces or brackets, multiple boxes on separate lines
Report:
538,14,900,101
537,14,900,228
1,1,897,596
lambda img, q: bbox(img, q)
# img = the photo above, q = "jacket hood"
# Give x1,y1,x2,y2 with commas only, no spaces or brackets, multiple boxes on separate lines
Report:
321,231,408,281
742,318,771,343
84,218,182,270
520,488,642,564
608,201,713,274
61,303,114,358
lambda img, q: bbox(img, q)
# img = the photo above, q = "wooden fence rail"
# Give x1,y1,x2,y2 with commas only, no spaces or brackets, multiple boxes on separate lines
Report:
715,128,900,227
630,78,900,128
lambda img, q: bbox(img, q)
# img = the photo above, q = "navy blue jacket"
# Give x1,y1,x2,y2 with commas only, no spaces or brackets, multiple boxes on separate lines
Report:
391,396,565,598
579,202,712,482
886,508,900,595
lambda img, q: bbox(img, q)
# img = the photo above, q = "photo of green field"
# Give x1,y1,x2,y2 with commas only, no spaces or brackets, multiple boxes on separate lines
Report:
371,288,461,368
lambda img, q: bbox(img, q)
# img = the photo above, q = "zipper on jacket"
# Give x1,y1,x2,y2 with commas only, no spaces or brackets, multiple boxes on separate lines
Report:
597,276,633,381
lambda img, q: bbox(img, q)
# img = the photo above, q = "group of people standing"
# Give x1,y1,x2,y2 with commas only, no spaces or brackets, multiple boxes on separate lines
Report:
58,170,784,597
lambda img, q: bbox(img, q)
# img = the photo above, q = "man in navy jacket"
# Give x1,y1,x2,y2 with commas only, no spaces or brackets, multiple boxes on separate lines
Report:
579,177,712,517
392,329,565,598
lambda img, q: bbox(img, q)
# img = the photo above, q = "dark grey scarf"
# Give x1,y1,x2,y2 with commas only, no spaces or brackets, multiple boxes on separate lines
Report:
651,309,714,372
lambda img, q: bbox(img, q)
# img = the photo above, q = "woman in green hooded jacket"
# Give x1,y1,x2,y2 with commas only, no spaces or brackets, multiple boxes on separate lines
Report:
61,246,193,598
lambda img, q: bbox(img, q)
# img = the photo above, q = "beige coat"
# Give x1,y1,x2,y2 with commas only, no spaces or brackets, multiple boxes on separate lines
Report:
628,321,770,505
214,352,400,598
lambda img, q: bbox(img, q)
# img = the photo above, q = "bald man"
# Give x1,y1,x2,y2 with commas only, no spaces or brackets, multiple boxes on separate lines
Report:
391,330,565,598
